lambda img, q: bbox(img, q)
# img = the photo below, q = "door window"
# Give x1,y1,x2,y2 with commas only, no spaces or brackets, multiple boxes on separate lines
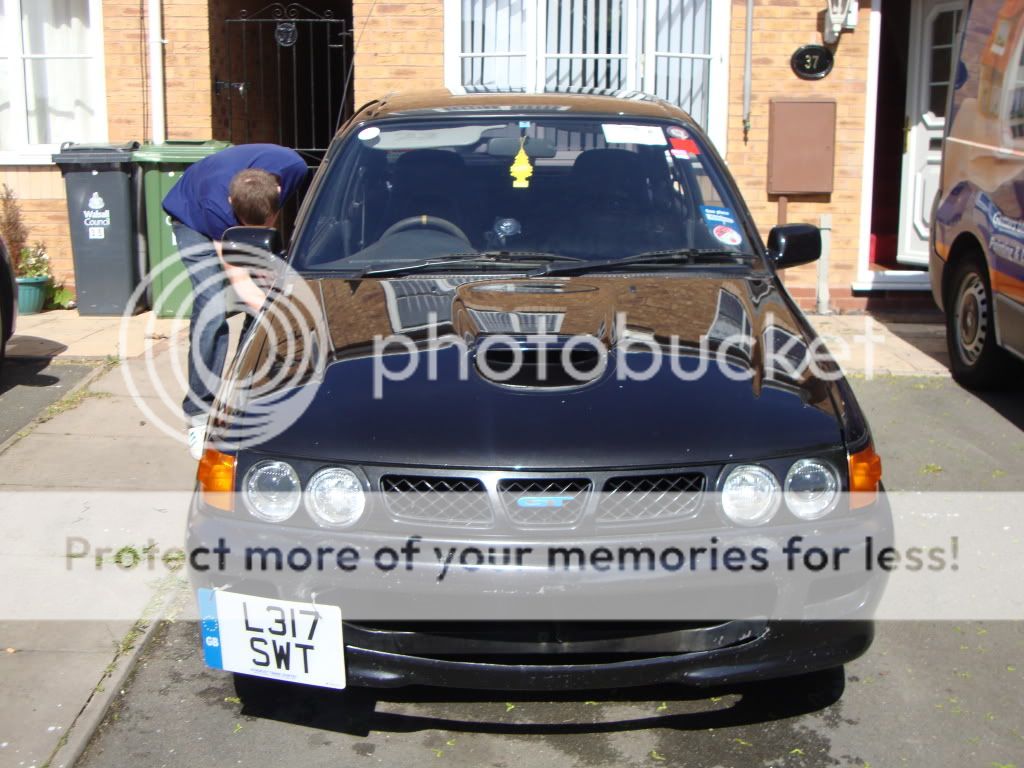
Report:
926,8,964,118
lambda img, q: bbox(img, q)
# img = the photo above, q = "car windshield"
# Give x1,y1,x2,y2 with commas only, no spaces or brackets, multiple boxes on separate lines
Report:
292,116,759,272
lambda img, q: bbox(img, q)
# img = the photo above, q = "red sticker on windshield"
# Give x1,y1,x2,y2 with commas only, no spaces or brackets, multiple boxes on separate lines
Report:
669,137,701,155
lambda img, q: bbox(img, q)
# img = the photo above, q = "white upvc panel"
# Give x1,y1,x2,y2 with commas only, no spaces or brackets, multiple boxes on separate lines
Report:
443,0,729,146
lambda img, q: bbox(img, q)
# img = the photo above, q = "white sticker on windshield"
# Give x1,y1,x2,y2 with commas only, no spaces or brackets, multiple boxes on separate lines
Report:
601,124,667,146
358,126,381,141
712,225,743,246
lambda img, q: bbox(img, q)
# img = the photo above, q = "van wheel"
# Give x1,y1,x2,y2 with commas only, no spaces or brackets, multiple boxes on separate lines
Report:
946,258,1009,388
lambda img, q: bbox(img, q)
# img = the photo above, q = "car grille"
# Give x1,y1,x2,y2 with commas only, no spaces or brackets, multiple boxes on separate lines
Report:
375,470,708,531
498,479,592,526
380,475,493,527
598,473,705,523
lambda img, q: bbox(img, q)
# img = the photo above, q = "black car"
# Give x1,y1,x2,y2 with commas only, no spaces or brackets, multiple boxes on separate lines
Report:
189,91,889,694
0,236,16,374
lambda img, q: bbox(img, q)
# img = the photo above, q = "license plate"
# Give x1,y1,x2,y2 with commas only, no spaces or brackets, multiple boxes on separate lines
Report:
198,589,345,689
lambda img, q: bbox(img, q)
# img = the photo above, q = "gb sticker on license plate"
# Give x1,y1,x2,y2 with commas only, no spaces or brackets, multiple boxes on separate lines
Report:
198,589,345,689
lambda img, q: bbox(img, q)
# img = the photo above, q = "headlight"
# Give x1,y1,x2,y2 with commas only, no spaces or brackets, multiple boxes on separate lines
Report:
721,465,780,526
243,460,301,522
305,467,366,527
784,459,840,520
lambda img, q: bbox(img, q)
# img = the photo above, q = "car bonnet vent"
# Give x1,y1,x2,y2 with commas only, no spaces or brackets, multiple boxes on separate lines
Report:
474,335,606,387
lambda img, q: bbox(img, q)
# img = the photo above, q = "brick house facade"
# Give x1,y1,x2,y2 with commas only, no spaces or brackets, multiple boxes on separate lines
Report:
0,0,955,312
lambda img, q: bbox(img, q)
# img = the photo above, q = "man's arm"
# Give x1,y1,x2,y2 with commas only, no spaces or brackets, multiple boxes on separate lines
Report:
214,240,267,312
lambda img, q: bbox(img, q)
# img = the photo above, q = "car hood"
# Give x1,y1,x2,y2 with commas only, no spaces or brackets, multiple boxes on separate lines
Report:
232,273,844,468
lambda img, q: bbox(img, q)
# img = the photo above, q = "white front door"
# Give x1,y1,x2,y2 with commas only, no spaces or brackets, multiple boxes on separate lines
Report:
898,0,965,266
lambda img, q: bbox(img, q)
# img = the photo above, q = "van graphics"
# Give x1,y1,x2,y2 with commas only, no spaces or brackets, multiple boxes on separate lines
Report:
974,192,1024,278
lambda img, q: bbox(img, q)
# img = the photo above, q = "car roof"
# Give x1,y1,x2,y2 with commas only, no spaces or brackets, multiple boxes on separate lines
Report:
351,89,693,124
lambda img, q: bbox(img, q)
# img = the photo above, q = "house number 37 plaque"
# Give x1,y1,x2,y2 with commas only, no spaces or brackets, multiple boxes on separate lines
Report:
791,44,834,80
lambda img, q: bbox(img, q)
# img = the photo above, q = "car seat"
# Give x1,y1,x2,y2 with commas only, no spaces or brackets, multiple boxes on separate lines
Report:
386,149,469,232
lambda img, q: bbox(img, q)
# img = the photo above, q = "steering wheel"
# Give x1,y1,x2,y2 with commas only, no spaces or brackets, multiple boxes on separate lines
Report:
380,215,471,244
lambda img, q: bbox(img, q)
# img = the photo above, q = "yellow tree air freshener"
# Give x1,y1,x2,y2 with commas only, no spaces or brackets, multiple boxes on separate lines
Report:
510,138,533,189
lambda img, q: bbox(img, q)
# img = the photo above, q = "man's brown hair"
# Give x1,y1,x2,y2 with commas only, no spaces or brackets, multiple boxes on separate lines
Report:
228,169,281,225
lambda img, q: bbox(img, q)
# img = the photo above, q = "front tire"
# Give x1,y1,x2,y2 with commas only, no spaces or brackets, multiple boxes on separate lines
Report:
946,257,1010,388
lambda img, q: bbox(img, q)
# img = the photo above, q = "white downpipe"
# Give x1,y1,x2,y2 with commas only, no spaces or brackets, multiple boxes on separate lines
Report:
148,0,166,144
818,214,832,314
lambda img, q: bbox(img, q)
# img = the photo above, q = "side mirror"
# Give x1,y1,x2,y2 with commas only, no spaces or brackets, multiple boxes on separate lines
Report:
767,224,821,269
221,226,282,268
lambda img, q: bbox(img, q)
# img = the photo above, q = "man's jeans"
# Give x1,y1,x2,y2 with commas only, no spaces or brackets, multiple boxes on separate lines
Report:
173,223,229,425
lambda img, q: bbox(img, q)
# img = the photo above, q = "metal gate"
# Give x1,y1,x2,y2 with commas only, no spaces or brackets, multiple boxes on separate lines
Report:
216,2,353,165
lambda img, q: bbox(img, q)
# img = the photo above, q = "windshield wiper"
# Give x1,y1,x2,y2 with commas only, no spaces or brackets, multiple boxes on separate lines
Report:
359,250,586,277
445,250,588,263
534,249,751,276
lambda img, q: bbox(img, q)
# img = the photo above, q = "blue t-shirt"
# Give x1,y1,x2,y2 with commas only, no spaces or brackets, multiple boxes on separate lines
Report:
162,144,308,241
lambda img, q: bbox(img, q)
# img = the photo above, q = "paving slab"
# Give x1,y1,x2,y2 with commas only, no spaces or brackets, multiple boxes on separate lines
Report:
0,645,114,768
0,433,195,490
7,311,186,360
809,314,950,376
32,394,177,440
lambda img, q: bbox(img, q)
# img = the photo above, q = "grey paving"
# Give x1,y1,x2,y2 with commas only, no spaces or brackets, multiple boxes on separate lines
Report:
0,345,194,768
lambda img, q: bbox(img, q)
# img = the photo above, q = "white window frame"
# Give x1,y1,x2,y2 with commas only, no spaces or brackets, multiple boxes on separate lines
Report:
443,0,730,152
0,0,108,166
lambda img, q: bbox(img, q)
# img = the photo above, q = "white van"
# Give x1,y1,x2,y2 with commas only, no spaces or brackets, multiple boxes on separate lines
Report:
932,0,1024,386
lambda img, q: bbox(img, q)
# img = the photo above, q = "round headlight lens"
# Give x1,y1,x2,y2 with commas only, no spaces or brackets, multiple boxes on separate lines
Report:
785,459,840,520
306,468,366,527
243,461,301,522
722,465,781,526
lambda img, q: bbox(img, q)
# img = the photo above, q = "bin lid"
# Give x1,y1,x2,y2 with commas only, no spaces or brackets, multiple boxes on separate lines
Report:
52,141,141,165
132,140,232,164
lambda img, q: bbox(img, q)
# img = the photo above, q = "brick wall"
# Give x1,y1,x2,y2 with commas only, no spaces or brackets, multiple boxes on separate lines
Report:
351,0,445,106
0,168,74,288
103,0,217,142
726,0,872,291
103,0,149,143
164,0,216,139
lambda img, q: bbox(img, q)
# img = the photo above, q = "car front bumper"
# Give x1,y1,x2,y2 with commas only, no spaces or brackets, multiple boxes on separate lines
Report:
333,619,873,689
187,495,891,689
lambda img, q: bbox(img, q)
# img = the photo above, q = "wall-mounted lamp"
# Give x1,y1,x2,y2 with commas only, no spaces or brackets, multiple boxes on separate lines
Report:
824,0,859,45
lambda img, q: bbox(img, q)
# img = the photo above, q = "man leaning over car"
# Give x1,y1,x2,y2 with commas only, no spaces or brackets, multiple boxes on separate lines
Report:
161,144,308,460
